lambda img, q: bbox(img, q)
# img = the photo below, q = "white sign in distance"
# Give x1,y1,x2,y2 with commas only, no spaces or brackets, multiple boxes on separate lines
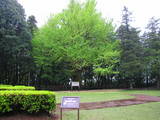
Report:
71,82,80,87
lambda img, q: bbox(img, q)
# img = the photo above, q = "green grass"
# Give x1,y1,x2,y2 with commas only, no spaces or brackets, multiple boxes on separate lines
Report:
62,102,160,120
123,90,160,96
56,90,160,103
56,90,160,120
56,91,134,103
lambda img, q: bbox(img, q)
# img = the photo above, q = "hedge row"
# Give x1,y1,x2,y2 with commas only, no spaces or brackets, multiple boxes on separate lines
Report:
0,85,35,90
0,90,56,114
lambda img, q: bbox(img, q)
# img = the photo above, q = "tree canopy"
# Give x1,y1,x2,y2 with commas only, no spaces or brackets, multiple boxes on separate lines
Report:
1,0,160,89
32,0,120,83
117,7,144,88
143,17,160,88
0,0,33,85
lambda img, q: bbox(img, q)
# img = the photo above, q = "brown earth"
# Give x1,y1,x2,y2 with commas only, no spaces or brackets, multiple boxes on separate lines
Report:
0,94,160,120
0,112,58,120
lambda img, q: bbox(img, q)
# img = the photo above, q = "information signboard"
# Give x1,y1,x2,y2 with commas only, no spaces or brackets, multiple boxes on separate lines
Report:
61,96,80,108
60,96,80,120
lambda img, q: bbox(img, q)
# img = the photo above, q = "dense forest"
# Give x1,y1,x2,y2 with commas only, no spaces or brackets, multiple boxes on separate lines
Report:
0,0,160,90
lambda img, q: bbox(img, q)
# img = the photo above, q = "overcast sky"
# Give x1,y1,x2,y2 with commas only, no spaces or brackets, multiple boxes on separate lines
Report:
17,0,160,30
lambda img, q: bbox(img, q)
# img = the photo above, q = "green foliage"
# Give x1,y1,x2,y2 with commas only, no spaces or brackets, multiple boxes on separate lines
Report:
144,17,160,88
0,90,56,114
1,0,159,89
0,96,12,113
117,7,144,87
93,40,120,76
32,0,120,82
0,85,35,90
27,15,37,36
0,0,33,85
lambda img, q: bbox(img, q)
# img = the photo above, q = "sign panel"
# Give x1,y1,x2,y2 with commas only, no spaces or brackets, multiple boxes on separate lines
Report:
61,96,80,109
71,82,80,87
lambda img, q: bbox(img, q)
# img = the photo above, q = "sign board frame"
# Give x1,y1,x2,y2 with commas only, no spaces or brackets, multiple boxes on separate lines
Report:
60,96,80,120
71,81,80,90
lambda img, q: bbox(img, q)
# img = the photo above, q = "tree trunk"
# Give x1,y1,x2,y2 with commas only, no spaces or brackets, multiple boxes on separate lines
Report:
72,70,82,89
157,76,160,88
73,70,82,82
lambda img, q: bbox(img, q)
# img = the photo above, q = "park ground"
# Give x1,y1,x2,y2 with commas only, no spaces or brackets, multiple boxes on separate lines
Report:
0,89,160,120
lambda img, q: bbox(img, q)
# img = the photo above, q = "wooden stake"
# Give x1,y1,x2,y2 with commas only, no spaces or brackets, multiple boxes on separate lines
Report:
60,108,62,120
78,109,79,120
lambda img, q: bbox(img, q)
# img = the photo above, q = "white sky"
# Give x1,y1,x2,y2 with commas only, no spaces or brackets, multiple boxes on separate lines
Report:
17,0,160,30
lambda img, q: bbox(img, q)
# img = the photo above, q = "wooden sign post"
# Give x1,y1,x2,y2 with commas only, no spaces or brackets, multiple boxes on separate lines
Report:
60,96,80,120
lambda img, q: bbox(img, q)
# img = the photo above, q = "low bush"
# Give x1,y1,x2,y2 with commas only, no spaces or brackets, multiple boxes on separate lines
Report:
0,85,35,90
0,90,56,114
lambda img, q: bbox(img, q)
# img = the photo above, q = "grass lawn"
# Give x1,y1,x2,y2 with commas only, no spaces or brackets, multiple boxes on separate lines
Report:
56,90,160,120
122,90,160,96
56,89,160,103
62,102,160,120
56,91,134,103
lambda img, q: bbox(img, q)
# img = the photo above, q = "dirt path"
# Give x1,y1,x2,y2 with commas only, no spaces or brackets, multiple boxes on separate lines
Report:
1,94,160,120
79,94,160,110
56,94,160,111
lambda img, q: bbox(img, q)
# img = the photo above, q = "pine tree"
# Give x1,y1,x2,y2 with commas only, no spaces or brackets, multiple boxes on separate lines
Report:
117,6,143,88
27,15,37,36
0,0,32,85
144,17,160,88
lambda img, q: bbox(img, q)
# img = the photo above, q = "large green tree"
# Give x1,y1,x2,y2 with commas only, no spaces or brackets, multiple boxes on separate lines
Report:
117,7,144,88
32,0,119,85
0,0,32,85
144,17,160,88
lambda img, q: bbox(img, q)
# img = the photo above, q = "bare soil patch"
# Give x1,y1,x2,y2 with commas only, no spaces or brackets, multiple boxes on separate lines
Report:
79,94,160,110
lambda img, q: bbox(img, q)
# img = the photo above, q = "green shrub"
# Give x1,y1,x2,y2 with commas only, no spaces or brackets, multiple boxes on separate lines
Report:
0,85,35,90
0,96,12,113
0,91,56,114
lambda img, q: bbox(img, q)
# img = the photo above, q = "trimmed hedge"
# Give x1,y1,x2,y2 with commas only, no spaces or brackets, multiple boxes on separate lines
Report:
0,91,56,114
0,85,35,90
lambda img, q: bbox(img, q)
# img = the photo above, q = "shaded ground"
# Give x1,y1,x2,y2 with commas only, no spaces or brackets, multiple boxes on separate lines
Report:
1,94,160,120
0,112,58,120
